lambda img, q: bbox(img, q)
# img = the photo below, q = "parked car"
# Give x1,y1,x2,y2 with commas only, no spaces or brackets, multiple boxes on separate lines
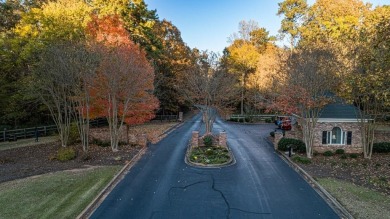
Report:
275,116,292,130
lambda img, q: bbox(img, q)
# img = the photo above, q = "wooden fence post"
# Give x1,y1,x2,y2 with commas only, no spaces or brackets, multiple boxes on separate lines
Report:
3,128,6,142
44,126,47,136
179,112,183,122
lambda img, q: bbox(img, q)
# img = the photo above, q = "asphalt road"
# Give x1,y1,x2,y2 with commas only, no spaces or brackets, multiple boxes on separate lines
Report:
91,114,339,219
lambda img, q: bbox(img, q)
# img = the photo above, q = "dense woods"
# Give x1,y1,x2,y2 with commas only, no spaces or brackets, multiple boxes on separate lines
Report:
221,0,389,158
1,0,389,157
0,0,188,130
274,0,389,158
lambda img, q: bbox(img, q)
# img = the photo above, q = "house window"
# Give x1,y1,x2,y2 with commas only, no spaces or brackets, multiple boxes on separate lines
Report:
322,127,352,145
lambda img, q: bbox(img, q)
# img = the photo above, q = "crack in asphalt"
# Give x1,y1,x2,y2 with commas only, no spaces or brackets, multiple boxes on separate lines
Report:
210,174,231,218
230,207,271,216
209,172,270,219
148,159,269,217
149,211,159,219
167,180,210,206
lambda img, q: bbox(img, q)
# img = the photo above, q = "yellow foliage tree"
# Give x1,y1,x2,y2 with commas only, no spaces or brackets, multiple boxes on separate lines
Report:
246,45,287,111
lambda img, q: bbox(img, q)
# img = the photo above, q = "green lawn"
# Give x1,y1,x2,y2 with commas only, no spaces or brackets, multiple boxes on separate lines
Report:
0,166,121,219
317,178,390,219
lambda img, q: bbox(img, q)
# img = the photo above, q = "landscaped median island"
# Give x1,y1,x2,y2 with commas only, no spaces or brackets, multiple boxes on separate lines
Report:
189,146,231,165
186,132,234,167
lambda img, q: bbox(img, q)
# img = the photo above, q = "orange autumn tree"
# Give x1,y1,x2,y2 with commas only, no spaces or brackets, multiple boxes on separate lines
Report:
87,15,159,152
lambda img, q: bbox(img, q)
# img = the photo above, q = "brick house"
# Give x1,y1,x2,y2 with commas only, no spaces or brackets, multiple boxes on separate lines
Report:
311,103,364,153
281,102,366,154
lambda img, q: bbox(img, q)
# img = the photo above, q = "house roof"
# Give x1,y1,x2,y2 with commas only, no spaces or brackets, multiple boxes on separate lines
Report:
319,103,360,119
293,93,369,122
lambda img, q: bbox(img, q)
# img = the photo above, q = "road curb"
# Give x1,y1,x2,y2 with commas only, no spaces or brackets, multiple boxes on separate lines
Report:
76,147,148,219
77,121,187,218
158,121,184,138
272,148,354,218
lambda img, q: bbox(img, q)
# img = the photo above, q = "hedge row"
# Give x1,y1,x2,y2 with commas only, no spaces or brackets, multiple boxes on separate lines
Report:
277,138,306,153
373,142,390,153
228,118,249,123
277,140,390,154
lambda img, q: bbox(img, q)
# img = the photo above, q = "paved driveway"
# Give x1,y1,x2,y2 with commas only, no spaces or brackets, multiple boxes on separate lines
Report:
91,114,339,219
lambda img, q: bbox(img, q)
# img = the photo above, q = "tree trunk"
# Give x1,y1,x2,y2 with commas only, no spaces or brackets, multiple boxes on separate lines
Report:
126,124,129,144
241,88,244,115
300,117,317,159
362,122,375,159
240,71,246,115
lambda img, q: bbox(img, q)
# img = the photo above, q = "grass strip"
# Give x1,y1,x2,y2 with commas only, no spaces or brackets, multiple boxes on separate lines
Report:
0,136,58,151
317,178,390,219
0,166,121,219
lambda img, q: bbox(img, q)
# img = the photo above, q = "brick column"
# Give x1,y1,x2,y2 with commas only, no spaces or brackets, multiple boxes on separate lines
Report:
274,131,283,150
192,131,199,147
219,132,227,147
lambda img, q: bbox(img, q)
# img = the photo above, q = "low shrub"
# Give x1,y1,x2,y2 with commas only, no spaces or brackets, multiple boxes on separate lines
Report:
373,142,390,153
270,131,275,137
203,135,213,147
68,123,80,145
265,118,272,123
335,149,345,155
340,154,348,159
229,118,238,122
313,151,319,156
229,117,247,123
292,156,311,164
205,148,214,156
278,138,306,153
323,151,334,157
349,153,359,158
56,147,76,161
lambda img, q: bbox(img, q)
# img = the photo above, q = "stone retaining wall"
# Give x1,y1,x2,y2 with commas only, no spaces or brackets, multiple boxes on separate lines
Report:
191,131,227,147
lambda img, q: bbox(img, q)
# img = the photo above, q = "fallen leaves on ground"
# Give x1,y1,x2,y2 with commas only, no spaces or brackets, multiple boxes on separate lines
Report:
295,153,390,196
0,121,179,184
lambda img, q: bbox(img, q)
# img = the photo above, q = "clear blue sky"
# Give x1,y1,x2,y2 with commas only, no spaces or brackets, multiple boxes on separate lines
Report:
144,0,389,54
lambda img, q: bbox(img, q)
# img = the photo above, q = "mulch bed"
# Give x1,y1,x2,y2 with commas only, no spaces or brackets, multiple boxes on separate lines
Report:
0,141,142,184
295,153,390,196
0,121,180,184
